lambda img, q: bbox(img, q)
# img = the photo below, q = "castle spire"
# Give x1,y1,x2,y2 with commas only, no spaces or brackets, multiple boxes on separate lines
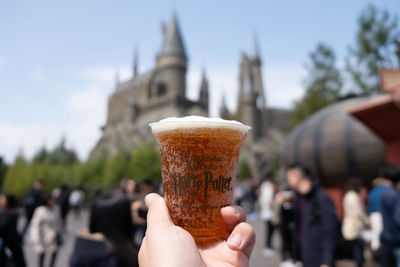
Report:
220,93,231,119
115,71,120,86
221,94,228,110
133,46,138,78
200,67,208,91
199,67,209,110
160,12,187,59
241,59,254,96
254,34,260,59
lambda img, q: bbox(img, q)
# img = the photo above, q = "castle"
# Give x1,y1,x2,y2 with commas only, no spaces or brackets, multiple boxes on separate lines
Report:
90,13,291,178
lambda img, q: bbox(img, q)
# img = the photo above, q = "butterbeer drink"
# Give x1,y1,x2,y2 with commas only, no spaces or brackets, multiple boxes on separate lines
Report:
150,116,250,243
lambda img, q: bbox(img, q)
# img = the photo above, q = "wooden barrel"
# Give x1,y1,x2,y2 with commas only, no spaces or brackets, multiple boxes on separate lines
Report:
283,96,386,187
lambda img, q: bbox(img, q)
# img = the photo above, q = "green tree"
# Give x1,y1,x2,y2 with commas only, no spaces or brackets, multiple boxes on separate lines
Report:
293,43,342,125
238,160,252,180
32,146,49,164
2,153,33,198
128,143,161,182
76,155,107,187
0,157,8,189
102,151,131,188
347,4,400,94
48,137,78,165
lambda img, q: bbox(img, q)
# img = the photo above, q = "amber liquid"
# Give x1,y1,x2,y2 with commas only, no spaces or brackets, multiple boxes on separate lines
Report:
155,127,246,243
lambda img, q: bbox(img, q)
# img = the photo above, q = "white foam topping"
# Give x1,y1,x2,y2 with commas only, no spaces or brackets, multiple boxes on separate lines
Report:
149,116,251,134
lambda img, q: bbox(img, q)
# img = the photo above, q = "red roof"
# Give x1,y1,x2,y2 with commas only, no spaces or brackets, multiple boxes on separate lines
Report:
349,95,400,143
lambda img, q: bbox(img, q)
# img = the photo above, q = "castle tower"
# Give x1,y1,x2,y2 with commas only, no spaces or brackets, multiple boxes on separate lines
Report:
199,69,209,112
251,37,267,137
236,40,266,140
252,37,265,109
238,54,257,135
156,13,187,99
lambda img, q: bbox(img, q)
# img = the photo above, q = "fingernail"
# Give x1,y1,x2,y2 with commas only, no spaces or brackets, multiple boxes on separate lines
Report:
233,206,240,215
144,193,156,207
228,233,242,249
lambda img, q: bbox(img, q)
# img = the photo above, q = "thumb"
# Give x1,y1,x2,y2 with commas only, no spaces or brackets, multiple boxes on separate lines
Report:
145,193,174,230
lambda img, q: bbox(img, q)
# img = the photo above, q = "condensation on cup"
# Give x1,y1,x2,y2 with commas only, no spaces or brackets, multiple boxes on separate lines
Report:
150,116,250,243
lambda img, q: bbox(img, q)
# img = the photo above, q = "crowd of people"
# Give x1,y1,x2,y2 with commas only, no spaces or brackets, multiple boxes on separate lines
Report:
0,163,399,267
255,164,400,267
0,178,158,267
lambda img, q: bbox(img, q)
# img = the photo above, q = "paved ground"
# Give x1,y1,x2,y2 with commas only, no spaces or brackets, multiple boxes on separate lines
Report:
20,210,375,267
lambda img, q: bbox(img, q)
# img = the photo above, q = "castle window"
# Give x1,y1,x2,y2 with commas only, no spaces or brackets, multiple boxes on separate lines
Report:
157,83,167,96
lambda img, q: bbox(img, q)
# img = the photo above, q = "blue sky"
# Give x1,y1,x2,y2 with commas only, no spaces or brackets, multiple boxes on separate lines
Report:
1,0,399,163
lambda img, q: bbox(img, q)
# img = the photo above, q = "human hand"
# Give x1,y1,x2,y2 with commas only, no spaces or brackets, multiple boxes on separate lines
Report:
275,191,284,205
138,193,256,267
320,265,330,267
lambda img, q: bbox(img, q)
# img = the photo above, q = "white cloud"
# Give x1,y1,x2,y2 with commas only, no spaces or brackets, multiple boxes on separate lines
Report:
31,69,44,82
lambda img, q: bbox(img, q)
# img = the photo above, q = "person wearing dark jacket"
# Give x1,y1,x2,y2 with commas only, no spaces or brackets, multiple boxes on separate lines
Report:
286,164,338,267
0,193,26,267
23,180,45,236
89,194,138,267
56,184,71,230
380,165,400,267
69,229,116,267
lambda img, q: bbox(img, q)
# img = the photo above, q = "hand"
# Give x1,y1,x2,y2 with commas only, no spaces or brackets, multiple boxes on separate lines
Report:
275,191,284,205
320,265,330,267
139,193,256,267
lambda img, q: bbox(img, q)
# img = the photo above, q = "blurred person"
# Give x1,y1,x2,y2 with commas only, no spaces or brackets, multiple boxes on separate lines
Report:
342,178,370,267
130,179,156,245
69,186,85,218
259,177,278,256
70,229,116,267
139,179,156,196
286,164,338,267
0,193,26,267
114,178,129,197
22,180,45,236
55,184,71,231
138,193,256,267
247,177,260,214
380,165,400,267
70,192,140,267
233,182,246,206
89,194,138,267
368,173,392,251
93,184,103,199
276,189,295,263
123,179,136,201
130,199,147,247
30,193,62,267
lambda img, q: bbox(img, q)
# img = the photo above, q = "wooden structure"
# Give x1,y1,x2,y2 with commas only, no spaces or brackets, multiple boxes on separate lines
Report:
349,69,400,164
